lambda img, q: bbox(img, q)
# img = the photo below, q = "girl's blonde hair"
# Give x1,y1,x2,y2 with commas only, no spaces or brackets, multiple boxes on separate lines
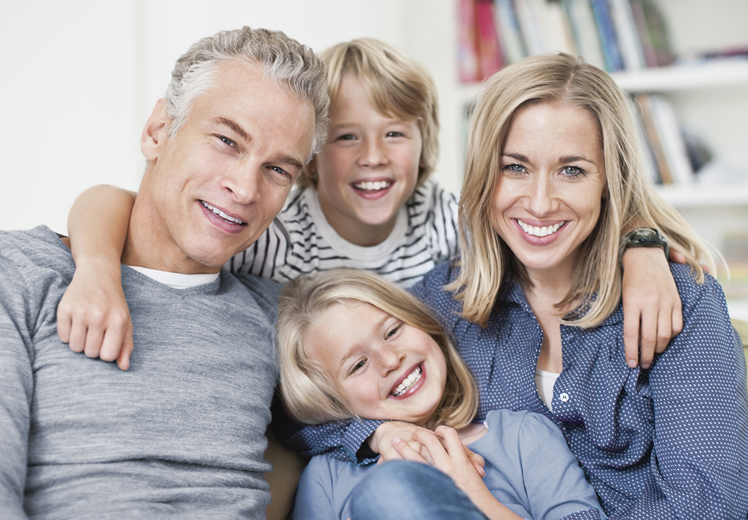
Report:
451,53,712,327
278,269,478,431
298,38,439,188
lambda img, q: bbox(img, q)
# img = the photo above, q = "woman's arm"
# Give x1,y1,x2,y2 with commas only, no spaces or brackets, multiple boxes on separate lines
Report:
57,185,135,370
614,268,748,518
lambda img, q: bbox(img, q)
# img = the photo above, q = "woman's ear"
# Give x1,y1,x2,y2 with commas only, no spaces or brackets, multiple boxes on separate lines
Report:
141,98,169,162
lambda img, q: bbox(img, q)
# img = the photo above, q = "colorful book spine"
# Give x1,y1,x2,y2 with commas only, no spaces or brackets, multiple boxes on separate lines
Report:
493,0,528,64
457,0,481,83
590,0,624,71
609,0,646,69
476,0,505,79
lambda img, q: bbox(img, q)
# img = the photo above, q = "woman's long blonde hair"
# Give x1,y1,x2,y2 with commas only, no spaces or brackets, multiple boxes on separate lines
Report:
451,53,712,327
278,269,479,431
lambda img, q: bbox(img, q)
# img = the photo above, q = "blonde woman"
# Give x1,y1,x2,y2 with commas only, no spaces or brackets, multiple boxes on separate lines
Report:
288,54,748,519
278,269,606,520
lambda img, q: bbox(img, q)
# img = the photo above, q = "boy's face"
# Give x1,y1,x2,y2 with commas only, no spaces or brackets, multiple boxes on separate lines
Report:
312,75,422,247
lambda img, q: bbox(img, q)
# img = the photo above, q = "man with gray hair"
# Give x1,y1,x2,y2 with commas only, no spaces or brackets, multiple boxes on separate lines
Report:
0,26,327,519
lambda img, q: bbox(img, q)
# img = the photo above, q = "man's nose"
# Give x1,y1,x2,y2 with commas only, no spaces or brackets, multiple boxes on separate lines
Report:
222,164,261,204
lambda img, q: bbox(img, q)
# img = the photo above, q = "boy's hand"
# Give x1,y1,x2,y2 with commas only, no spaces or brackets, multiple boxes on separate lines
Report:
621,247,683,369
57,259,133,370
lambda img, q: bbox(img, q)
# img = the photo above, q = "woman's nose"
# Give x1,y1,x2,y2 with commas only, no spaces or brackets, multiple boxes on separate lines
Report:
526,175,554,216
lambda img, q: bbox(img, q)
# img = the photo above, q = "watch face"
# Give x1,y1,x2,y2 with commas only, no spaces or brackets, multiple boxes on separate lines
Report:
639,229,657,238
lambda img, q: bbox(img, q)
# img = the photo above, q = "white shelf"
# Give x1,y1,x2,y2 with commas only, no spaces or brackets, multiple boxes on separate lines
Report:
655,184,748,208
611,60,748,93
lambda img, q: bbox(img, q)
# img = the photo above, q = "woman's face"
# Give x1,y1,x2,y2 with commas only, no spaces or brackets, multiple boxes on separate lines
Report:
305,300,446,426
491,100,607,279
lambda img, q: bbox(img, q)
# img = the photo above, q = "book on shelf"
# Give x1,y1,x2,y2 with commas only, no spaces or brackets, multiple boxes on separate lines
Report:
635,94,714,186
457,0,676,83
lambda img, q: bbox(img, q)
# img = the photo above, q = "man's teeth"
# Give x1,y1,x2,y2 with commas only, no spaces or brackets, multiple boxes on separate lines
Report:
518,220,564,238
391,366,422,397
354,180,391,191
201,201,246,225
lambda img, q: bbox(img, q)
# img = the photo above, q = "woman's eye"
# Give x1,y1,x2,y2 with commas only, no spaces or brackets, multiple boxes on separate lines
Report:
562,166,584,177
386,131,404,138
504,163,526,174
385,323,403,340
350,358,367,374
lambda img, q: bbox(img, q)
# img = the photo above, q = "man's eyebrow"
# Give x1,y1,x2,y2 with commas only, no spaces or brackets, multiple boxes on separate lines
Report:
213,117,248,142
279,155,304,170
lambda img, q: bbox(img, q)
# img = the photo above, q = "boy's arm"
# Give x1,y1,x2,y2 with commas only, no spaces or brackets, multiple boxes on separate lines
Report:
620,244,682,370
57,185,135,370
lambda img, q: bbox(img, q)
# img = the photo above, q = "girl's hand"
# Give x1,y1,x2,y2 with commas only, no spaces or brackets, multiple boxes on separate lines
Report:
621,247,683,369
396,427,520,520
57,258,133,370
371,422,485,477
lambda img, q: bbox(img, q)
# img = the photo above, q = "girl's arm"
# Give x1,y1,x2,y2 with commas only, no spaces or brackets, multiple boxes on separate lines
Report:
57,185,135,370
620,245,682,369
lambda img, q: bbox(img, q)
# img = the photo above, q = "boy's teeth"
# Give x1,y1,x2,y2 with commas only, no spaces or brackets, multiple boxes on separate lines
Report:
354,180,391,191
517,220,564,237
201,201,246,225
391,366,422,397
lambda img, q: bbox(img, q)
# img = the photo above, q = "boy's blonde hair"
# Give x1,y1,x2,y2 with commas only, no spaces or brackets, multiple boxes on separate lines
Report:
278,269,478,431
298,38,439,188
451,53,712,327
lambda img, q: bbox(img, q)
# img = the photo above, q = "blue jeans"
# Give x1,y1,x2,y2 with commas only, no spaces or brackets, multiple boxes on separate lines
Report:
350,460,489,520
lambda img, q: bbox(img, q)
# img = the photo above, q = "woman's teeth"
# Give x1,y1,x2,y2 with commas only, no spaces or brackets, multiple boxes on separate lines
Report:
354,180,391,191
201,201,246,225
391,366,422,397
517,220,564,238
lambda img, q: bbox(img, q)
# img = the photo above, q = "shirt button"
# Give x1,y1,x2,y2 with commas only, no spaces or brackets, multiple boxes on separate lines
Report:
559,392,570,402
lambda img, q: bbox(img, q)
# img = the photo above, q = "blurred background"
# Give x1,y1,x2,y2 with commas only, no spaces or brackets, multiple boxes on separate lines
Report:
1,0,747,317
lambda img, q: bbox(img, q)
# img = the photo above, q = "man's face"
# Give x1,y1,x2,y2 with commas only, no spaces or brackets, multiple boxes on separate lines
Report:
141,59,315,273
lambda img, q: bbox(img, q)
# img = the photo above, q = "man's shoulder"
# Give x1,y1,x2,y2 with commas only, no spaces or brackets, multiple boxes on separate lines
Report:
0,226,73,281
224,271,282,319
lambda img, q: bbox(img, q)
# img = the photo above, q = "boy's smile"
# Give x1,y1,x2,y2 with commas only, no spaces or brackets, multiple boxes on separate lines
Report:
312,75,422,247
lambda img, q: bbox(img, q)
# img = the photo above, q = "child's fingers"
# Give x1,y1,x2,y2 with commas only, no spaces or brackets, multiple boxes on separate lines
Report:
83,326,106,360
57,310,72,345
412,429,451,467
391,437,429,464
622,305,641,368
116,322,134,371
638,311,657,369
433,426,466,458
669,248,687,265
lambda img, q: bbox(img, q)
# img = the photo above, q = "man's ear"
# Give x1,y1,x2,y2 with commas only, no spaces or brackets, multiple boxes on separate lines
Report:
141,98,169,161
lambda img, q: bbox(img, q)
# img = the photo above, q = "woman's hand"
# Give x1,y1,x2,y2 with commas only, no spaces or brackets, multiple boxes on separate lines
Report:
57,257,133,370
393,426,521,520
621,247,683,369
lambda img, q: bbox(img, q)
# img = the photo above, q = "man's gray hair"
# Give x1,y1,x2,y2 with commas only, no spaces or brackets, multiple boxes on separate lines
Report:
165,26,329,159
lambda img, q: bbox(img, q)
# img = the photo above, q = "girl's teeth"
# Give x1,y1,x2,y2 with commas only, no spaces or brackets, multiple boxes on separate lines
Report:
518,220,563,237
391,366,422,397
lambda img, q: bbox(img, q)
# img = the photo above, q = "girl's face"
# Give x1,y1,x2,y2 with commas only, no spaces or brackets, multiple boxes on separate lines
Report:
491,100,607,280
311,75,423,247
305,300,446,426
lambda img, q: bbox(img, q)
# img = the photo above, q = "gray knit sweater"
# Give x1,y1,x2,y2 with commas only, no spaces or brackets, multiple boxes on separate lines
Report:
0,226,281,519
